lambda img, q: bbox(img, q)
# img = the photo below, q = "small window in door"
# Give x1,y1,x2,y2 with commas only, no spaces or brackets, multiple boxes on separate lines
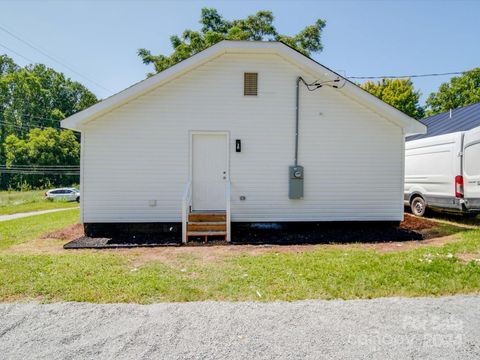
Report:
244,73,258,96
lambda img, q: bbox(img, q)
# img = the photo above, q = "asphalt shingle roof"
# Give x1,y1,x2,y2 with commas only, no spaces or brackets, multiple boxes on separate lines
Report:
407,102,480,141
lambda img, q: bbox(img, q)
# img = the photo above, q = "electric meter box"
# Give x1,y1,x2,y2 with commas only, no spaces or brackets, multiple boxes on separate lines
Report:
289,165,304,199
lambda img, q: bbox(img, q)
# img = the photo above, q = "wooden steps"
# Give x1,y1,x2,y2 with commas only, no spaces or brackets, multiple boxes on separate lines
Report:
187,212,227,241
188,213,226,222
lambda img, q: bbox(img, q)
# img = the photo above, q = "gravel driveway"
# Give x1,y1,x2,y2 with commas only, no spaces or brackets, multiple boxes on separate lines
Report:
1,296,479,359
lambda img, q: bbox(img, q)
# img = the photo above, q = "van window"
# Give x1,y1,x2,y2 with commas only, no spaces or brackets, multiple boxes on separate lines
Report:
464,143,480,176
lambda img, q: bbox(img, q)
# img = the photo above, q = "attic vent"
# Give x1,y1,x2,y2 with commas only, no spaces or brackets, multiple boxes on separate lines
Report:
244,73,258,96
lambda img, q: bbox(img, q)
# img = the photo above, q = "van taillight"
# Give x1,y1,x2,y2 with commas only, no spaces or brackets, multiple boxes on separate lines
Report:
455,175,464,198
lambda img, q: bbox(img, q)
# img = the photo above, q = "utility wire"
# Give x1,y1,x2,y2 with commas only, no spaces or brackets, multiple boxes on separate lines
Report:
0,41,36,63
0,165,79,168
0,121,51,130
347,71,467,80
0,24,113,95
0,166,80,173
0,170,79,175
0,114,74,126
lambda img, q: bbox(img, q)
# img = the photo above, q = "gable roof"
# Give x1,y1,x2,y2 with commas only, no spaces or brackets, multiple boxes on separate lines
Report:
61,40,425,136
407,102,480,141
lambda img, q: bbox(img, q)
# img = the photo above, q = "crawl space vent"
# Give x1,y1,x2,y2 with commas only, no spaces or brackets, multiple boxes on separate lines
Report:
244,73,258,96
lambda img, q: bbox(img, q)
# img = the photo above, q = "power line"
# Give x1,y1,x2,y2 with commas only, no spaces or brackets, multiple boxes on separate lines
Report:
0,24,114,95
0,111,76,126
0,120,51,131
0,165,79,175
347,71,467,80
0,170,79,175
0,165,79,168
0,41,36,64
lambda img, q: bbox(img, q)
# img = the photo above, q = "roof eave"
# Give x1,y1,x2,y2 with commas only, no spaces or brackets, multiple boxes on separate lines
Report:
62,40,426,136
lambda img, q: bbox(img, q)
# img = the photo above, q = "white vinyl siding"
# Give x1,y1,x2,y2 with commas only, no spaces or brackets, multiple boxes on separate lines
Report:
81,53,403,223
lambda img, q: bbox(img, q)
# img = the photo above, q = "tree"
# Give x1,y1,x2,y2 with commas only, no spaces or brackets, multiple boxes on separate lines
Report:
0,55,97,189
0,59,97,136
361,78,424,119
425,68,480,115
138,8,326,75
4,128,80,189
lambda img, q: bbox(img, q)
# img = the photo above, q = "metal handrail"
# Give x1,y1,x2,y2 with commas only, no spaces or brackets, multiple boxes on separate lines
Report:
181,180,192,244
225,180,231,242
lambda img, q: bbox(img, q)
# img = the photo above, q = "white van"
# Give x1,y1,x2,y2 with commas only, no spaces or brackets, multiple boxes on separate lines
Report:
405,126,480,216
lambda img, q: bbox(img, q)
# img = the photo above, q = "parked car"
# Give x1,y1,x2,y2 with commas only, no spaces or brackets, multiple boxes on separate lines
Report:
45,188,80,202
405,126,480,216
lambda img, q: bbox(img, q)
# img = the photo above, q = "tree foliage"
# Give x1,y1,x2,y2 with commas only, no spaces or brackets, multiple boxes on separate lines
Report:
4,128,80,189
138,8,326,75
425,68,480,115
0,56,97,136
361,78,425,119
0,55,97,189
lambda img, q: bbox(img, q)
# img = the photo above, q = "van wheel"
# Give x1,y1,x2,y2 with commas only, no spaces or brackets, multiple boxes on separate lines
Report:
76,197,80,203
411,196,426,217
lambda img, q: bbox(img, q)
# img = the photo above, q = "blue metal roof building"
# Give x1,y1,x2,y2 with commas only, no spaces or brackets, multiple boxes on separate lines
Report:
407,102,480,141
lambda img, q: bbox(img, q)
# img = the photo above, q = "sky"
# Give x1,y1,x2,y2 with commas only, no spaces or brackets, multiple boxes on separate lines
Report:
0,0,478,105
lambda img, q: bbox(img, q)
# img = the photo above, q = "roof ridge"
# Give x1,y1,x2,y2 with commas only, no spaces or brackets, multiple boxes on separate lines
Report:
408,102,480,141
422,101,480,122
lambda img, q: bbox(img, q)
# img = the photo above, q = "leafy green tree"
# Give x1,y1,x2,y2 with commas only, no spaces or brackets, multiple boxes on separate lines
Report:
361,78,424,119
0,55,19,75
425,68,480,115
0,55,97,189
0,60,97,136
4,128,80,189
139,8,326,75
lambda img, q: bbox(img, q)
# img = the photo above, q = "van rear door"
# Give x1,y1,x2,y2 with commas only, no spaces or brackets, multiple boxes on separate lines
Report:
463,127,480,211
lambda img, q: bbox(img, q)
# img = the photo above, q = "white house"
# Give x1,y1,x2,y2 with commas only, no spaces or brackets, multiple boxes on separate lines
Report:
61,40,426,243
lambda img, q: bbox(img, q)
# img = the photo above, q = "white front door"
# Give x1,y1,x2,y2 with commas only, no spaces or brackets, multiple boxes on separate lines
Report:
192,133,228,211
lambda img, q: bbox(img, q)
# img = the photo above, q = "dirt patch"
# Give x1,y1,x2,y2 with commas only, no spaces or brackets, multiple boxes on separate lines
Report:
4,212,469,265
6,237,72,254
42,224,84,240
457,252,480,263
401,214,436,231
6,224,87,255
345,234,463,253
106,234,468,268
5,232,465,266
124,243,325,267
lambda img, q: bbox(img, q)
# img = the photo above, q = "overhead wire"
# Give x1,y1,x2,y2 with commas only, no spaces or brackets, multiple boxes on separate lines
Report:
347,71,467,80
0,24,113,95
0,164,79,175
0,41,36,63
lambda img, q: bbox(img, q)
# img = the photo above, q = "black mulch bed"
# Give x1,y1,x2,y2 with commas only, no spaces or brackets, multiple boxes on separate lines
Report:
231,222,423,245
64,221,424,249
64,234,181,249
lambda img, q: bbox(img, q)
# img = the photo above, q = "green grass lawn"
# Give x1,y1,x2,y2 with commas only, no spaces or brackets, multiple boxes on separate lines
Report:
0,189,78,215
0,209,80,250
0,208,479,303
